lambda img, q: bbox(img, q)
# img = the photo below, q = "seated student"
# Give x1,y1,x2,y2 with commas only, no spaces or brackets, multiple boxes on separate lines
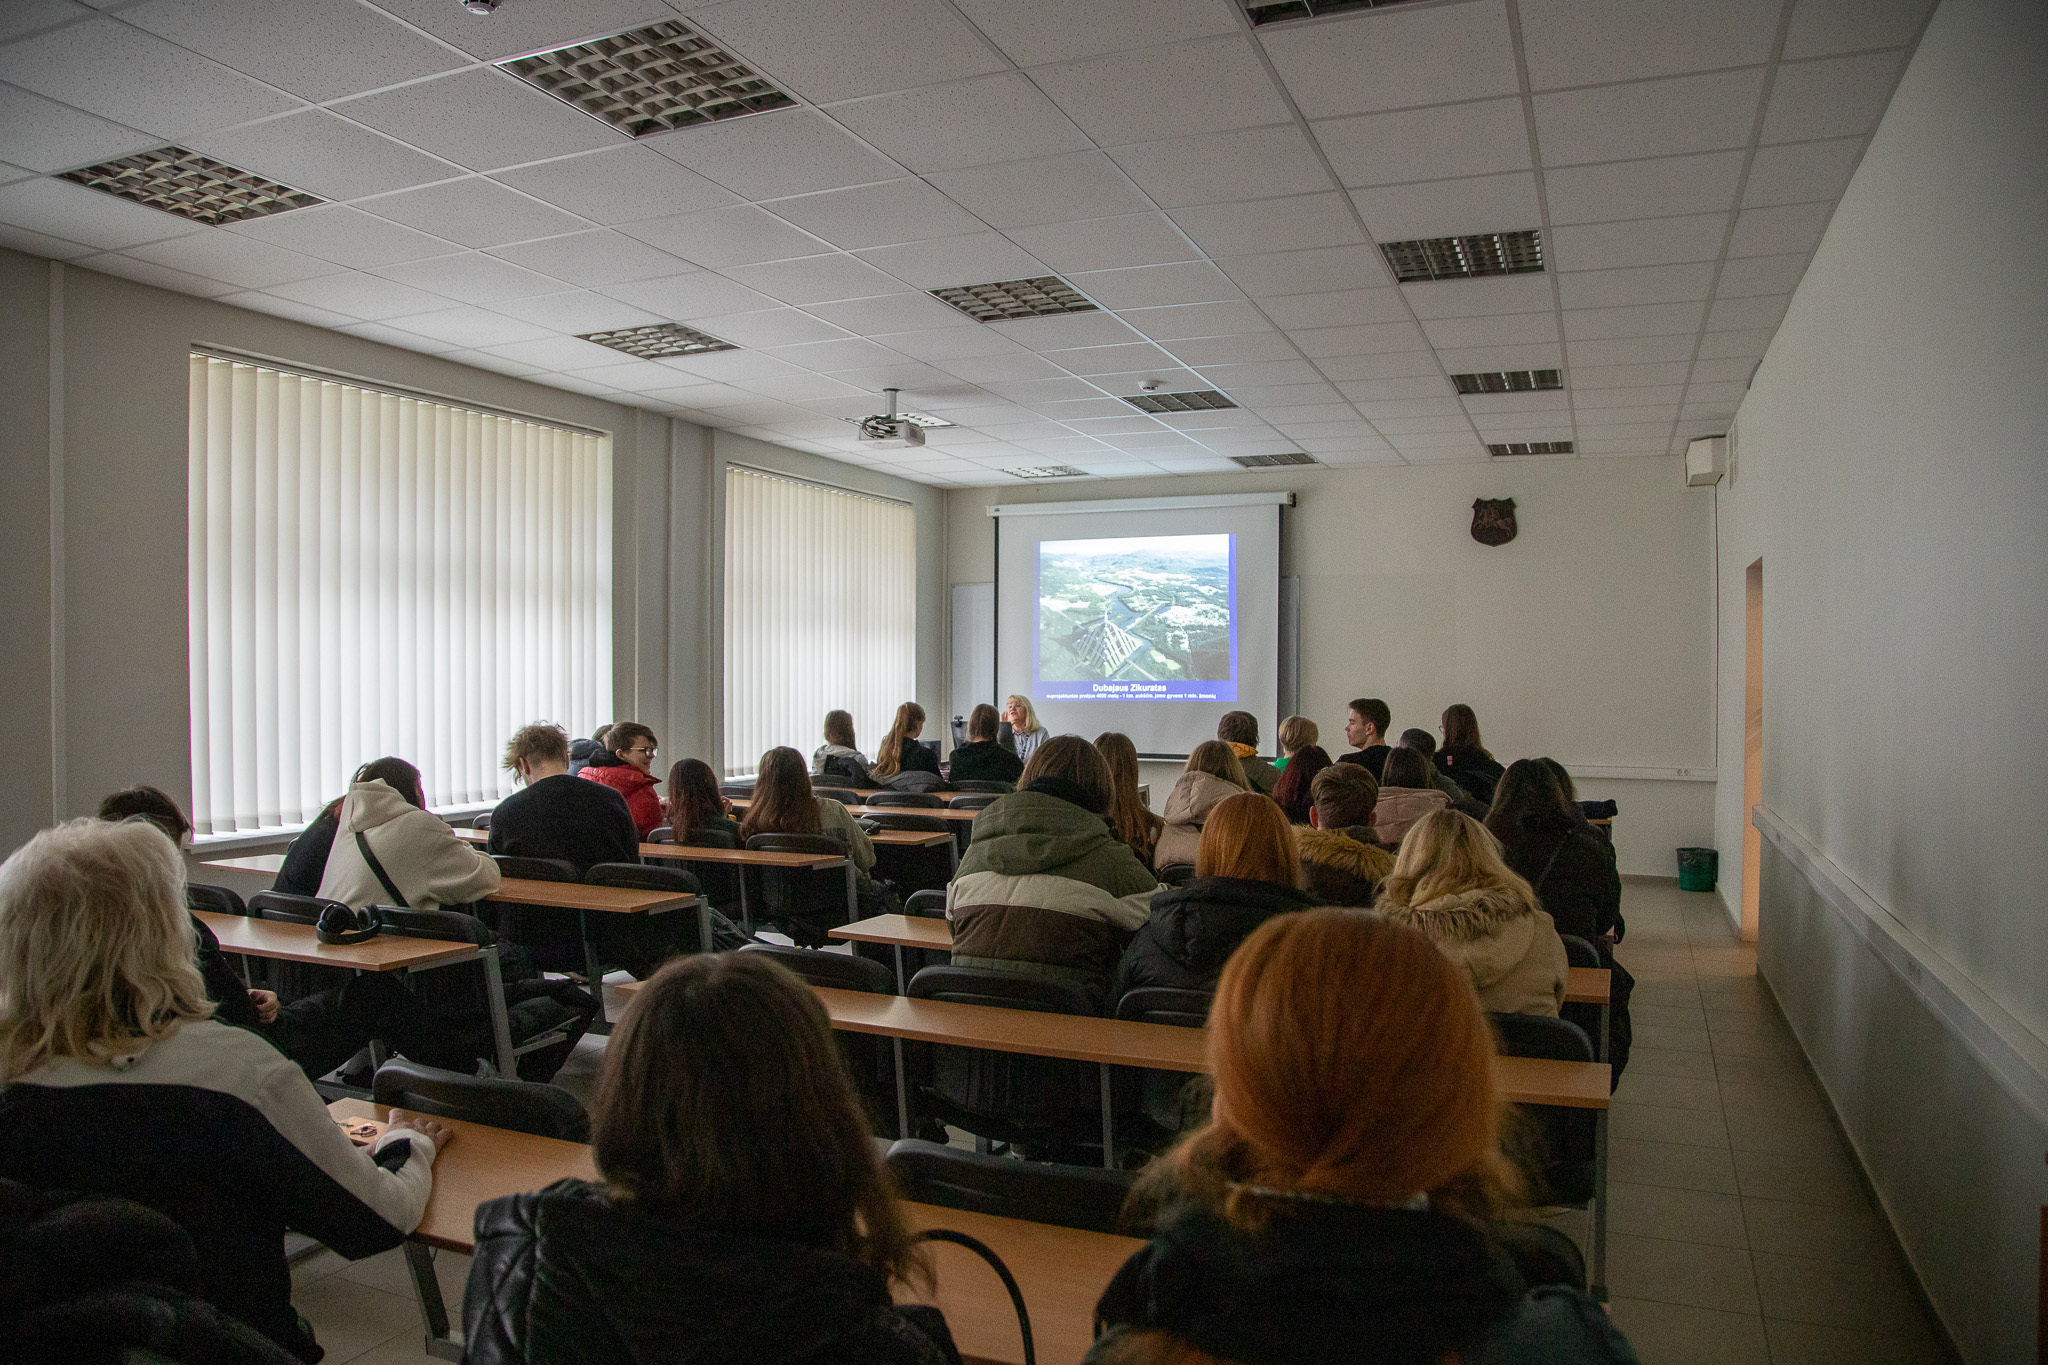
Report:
1540,756,1617,839
1271,715,1317,772
1097,732,1165,867
465,952,958,1365
872,702,943,786
0,818,451,1363
1296,763,1394,905
1088,910,1638,1365
1438,703,1505,805
1268,743,1330,825
1397,727,1487,817
661,758,739,843
1373,810,1567,1017
1154,741,1250,871
948,703,1024,784
1371,746,1453,845
947,736,1157,997
1334,696,1392,774
319,759,501,914
1216,712,1278,794
579,722,664,837
997,694,1049,764
488,723,639,872
272,757,422,897
568,723,611,777
1113,792,1313,1000
813,710,878,788
1486,759,1624,945
740,747,882,943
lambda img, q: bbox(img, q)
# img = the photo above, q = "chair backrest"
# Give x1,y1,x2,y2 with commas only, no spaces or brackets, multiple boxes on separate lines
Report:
586,862,701,895
1558,933,1601,970
908,965,1097,1017
719,782,755,798
745,833,846,856
904,889,947,919
813,787,863,805
738,942,895,994
948,780,1014,795
681,827,738,849
865,791,946,809
885,1138,1135,1235
491,854,579,883
869,812,950,833
882,769,950,794
186,882,248,917
646,825,675,844
1157,862,1197,887
946,793,1003,811
371,1058,589,1142
471,812,493,830
247,890,349,926
1490,1012,1593,1063
1114,987,1213,1029
376,905,490,945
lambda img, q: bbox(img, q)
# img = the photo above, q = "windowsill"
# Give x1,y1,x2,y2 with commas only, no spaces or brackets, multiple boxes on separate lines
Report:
189,802,498,854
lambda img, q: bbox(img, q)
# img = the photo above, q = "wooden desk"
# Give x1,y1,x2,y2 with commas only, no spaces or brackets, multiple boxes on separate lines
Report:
200,851,695,917
730,797,982,823
204,853,286,875
193,909,478,973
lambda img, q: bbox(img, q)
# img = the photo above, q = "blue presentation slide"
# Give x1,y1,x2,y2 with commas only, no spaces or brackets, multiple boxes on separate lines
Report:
1034,533,1238,702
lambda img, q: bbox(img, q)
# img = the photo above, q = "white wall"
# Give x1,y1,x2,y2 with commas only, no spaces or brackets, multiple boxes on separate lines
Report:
1712,0,2048,1355
946,458,1718,875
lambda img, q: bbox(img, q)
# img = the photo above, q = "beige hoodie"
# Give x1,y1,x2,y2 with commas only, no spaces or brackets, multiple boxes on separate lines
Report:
1154,771,1247,870
1371,785,1451,845
318,778,501,913
1380,884,1568,1017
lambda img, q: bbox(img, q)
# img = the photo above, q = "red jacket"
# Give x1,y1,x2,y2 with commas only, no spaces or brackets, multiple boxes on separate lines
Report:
579,761,661,837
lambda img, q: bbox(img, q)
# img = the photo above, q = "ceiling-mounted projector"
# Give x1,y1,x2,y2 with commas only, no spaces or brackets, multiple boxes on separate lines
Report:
857,388,925,449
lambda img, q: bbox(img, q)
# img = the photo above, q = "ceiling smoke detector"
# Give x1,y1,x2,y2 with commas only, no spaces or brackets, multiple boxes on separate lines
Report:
460,0,498,13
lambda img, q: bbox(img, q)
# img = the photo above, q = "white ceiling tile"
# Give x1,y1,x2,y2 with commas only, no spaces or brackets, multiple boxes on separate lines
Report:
1402,274,1555,320
121,0,464,103
221,204,456,268
1168,193,1364,258
1060,413,1172,433
78,249,237,296
1556,262,1717,309
124,226,338,287
1534,70,1767,166
690,0,1009,101
1549,213,1729,270
1004,212,1198,273
807,291,973,335
1067,260,1238,310
1576,384,1683,407
1683,381,1749,404
381,305,554,349
878,325,1025,362
492,145,738,225
1166,332,1300,365
1573,362,1691,387
488,230,687,287
1688,357,1761,384
736,371,870,401
1216,244,1392,297
984,377,1112,406
335,319,460,354
936,351,1067,383
1349,173,1540,241
1314,99,1531,187
956,0,1239,66
1103,429,1207,449
0,17,297,138
1332,376,1448,402
716,253,899,308
1119,299,1271,341
221,290,354,326
444,349,546,378
0,175,201,249
1679,402,1738,422
1783,0,1936,58
336,68,624,173
0,1,88,42
689,307,851,348
264,270,452,320
829,73,1091,173
1432,343,1563,372
931,151,1152,230
1038,341,1178,376
1190,359,1324,387
772,336,918,371
364,0,677,63
486,334,655,370
487,290,665,334
661,349,806,383
1727,201,1833,257
359,178,590,250
1519,0,1779,90
816,362,966,395
600,270,773,320
1567,334,1698,366
1574,421,1673,440
1049,382,1200,411
1742,137,1864,209
1562,300,1706,339
372,252,565,304
1254,287,1410,328
1573,438,1661,455
1714,253,1810,298
1251,401,1362,424
193,110,459,201
1760,52,1909,144
1705,293,1789,331
0,82,158,174
1374,414,1475,434
1031,36,1293,145
857,232,1050,289
1224,382,1343,407
1262,0,1519,117
1317,350,1443,380
1108,125,1333,209
1419,312,1558,349
1291,320,1430,357
988,310,1145,350
1543,151,1746,226
620,203,831,268
767,179,986,250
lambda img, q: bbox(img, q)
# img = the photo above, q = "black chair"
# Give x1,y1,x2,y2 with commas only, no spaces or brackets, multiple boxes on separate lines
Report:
866,791,945,809
375,906,588,1083
947,792,1003,810
187,882,248,917
372,1058,588,1141
880,769,950,794
1115,988,1214,1136
489,855,577,883
864,812,953,897
245,891,360,1003
665,827,740,917
904,889,947,918
908,965,1103,1154
744,833,856,947
738,941,895,994
719,782,755,798
484,855,587,977
586,861,708,961
814,787,863,805
949,780,1014,794
1559,934,1601,969
471,812,493,831
1157,862,1197,887
247,889,346,925
739,945,902,1134
1114,988,1212,1029
885,1138,1136,1234
646,825,674,843
1490,1013,1597,1206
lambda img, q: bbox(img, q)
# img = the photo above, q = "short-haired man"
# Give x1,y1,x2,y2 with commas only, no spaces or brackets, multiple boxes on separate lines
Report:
946,703,1024,784
1296,764,1394,905
491,723,640,870
1336,697,1392,777
1216,711,1279,795
578,721,663,837
1396,727,1487,818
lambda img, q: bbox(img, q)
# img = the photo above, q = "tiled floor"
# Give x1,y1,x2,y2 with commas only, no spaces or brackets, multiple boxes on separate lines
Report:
294,882,1953,1365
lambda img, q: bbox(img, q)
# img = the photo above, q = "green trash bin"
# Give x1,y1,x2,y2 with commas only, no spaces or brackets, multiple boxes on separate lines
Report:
1677,847,1718,892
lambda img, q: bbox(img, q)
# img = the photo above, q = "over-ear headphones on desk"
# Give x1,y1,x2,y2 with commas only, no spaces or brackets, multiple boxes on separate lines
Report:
317,902,381,945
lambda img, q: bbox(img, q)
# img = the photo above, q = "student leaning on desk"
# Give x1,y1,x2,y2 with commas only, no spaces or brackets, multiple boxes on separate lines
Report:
0,819,453,1364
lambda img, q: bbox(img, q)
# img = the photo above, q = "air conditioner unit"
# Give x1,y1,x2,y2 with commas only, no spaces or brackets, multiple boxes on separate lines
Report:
1686,436,1727,486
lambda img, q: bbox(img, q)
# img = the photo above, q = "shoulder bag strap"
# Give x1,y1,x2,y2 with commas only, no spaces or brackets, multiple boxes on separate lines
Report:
911,1229,1032,1365
1532,833,1569,895
354,831,410,909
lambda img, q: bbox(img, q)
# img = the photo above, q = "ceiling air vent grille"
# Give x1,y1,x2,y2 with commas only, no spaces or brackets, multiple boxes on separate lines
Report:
501,20,795,136
578,322,736,358
58,146,322,225
1488,441,1575,456
1243,0,1427,23
1453,369,1561,394
931,276,1098,322
1006,465,1088,479
1382,230,1544,283
1230,452,1318,467
1122,389,1237,414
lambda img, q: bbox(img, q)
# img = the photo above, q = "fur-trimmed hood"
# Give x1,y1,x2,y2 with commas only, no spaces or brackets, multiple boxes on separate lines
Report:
1381,884,1536,943
1295,826,1393,881
1379,885,1566,1017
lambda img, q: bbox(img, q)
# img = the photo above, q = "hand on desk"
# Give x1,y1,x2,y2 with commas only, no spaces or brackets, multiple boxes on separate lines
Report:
248,989,280,1025
386,1110,455,1154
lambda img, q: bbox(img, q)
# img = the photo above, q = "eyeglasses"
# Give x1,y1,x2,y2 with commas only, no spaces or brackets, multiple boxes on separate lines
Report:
628,746,658,757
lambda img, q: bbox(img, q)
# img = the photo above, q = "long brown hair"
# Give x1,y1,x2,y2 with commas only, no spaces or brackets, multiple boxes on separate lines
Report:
1483,758,1573,844
1379,746,1433,791
321,756,423,821
1195,792,1300,887
1268,744,1330,823
738,748,822,841
1184,740,1248,790
872,702,925,779
591,952,926,1286
822,710,857,750
1376,809,1536,911
1440,704,1489,759
1096,732,1164,862
1020,734,1113,811
663,758,730,834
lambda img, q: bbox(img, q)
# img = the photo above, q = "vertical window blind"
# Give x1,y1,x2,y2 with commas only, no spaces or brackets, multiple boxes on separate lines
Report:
188,353,612,836
723,467,915,778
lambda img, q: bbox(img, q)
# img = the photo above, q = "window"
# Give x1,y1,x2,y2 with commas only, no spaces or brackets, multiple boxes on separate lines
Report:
723,467,914,777
187,353,612,836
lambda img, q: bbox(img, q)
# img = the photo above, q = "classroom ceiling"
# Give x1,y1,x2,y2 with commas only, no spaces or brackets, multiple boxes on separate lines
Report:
0,0,1932,487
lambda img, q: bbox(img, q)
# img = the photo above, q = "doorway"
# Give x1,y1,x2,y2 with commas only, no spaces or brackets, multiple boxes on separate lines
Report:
1741,558,1763,942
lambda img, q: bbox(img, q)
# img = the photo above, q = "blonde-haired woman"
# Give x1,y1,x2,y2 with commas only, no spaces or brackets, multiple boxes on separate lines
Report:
0,819,450,1360
999,694,1048,764
1373,808,1568,1016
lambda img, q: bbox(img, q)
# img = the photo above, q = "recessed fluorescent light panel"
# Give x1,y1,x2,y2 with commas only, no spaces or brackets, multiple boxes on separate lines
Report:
1229,452,1318,467
58,146,323,226
1121,390,1237,414
1382,230,1544,283
839,411,954,430
931,277,1098,323
1006,466,1088,479
1452,369,1563,395
500,20,795,136
578,322,736,358
1488,441,1575,456
1242,0,1426,23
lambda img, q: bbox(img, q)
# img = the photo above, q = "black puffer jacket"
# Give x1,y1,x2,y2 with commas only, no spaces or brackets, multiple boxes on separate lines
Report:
1112,877,1315,1001
1495,813,1623,943
465,1180,961,1365
1437,747,1504,806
